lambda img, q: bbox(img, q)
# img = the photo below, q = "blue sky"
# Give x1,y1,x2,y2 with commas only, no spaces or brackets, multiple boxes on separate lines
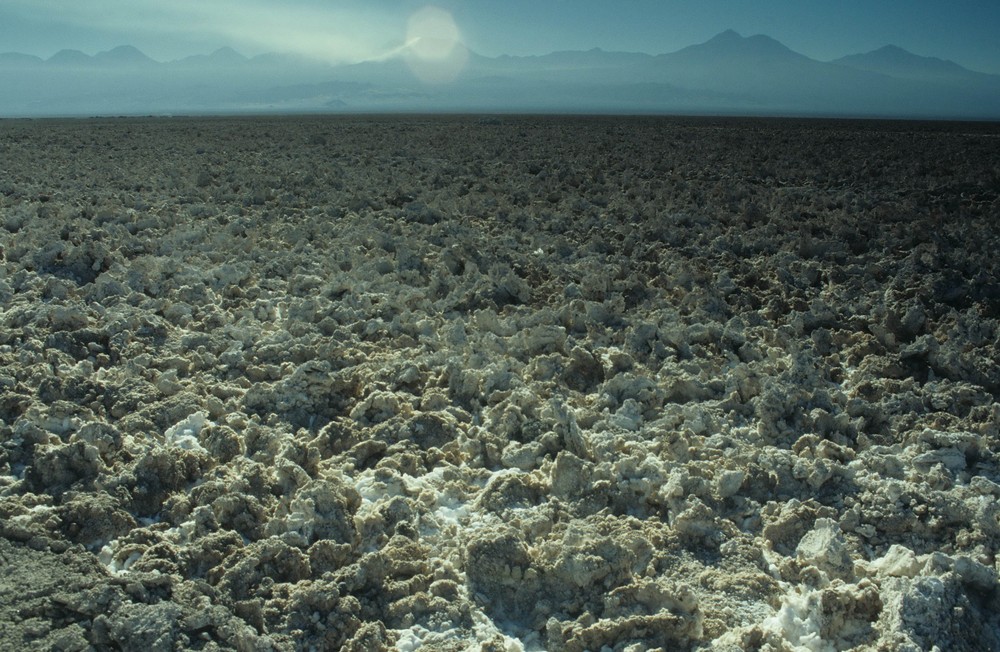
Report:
2,0,998,73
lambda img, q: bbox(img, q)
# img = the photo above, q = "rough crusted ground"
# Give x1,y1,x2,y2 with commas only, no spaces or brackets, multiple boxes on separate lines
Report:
0,115,999,651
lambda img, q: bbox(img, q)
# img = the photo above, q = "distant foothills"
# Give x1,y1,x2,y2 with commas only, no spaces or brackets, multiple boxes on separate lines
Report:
1,30,998,119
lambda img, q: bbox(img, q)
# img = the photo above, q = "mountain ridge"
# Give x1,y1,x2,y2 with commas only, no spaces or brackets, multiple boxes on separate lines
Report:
93,45,156,66
831,45,994,82
5,31,996,77
1,31,997,118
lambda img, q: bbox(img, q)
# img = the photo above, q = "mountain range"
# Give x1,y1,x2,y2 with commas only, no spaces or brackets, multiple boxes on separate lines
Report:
1,30,998,119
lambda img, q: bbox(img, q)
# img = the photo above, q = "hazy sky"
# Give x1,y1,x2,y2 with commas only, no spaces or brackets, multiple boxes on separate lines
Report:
2,0,998,73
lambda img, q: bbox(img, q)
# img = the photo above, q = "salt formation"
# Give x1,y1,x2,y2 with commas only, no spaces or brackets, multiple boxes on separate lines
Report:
163,411,210,451
0,115,998,650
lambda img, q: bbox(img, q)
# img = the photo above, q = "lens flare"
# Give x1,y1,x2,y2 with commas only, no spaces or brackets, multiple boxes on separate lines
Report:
405,6,467,84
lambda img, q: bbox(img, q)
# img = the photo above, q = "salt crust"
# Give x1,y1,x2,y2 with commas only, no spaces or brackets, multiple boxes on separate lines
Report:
163,411,210,451
0,117,998,650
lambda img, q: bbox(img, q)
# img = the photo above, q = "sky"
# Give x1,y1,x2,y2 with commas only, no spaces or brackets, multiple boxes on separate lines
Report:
1,0,999,74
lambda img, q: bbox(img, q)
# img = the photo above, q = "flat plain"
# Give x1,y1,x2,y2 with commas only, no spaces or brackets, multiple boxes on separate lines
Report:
1,115,999,651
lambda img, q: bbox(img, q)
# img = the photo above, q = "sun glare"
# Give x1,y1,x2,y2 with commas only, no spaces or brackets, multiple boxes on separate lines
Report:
405,6,466,83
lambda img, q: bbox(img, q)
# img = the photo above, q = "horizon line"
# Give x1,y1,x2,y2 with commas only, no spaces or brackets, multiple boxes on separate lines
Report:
1,29,992,75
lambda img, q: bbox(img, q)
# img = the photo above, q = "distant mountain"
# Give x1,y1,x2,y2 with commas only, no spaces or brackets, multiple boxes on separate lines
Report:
833,45,989,82
47,49,93,66
209,46,249,65
178,46,250,66
671,29,808,62
93,45,156,66
501,47,653,70
1,33,997,118
654,30,821,87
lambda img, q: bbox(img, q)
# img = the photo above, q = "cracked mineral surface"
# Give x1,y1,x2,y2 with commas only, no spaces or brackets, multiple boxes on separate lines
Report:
0,115,998,651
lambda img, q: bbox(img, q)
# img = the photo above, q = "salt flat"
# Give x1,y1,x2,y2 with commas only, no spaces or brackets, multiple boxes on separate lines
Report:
0,115,998,650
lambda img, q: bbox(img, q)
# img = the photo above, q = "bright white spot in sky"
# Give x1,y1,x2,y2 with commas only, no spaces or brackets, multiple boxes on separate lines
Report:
408,6,460,60
404,6,467,84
